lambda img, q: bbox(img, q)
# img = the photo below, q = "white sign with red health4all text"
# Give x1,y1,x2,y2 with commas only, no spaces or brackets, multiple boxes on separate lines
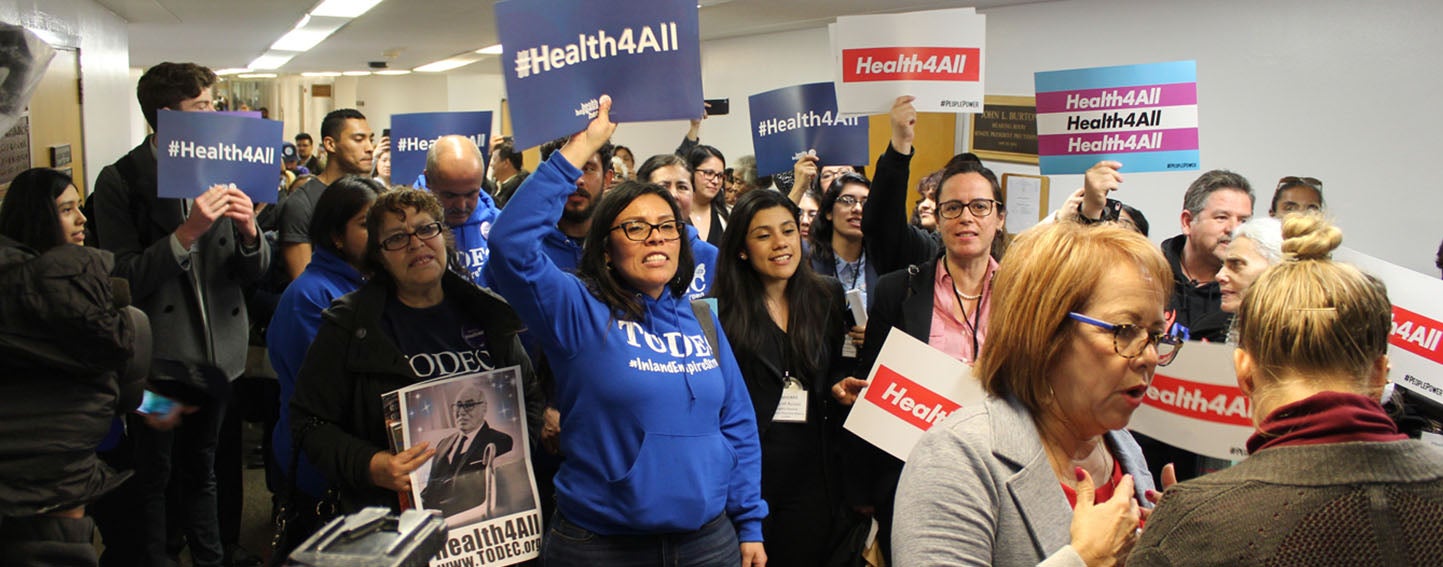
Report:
1127,340,1252,461
1335,247,1443,406
829,7,985,115
843,329,987,461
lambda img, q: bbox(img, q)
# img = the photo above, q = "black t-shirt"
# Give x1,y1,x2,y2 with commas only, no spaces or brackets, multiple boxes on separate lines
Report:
381,294,494,381
276,177,327,245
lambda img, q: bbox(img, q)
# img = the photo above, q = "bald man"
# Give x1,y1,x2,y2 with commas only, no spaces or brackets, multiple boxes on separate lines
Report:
421,135,501,287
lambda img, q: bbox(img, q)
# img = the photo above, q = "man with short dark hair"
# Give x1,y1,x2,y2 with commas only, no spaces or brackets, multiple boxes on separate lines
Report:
295,133,320,174
89,61,270,567
486,138,529,208
422,135,499,287
1162,169,1254,343
527,137,612,273
275,110,373,281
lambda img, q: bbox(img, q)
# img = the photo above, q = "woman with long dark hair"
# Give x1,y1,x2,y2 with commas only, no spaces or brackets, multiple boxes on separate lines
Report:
714,189,856,565
486,96,767,566
0,167,137,563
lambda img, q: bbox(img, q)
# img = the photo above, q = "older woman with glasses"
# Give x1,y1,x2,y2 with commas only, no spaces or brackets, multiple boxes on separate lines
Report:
289,188,539,514
1131,215,1443,567
893,221,1178,566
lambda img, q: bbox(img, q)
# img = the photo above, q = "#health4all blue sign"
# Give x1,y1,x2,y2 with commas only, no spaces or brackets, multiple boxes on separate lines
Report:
157,110,283,204
390,111,494,186
749,82,870,177
495,0,702,149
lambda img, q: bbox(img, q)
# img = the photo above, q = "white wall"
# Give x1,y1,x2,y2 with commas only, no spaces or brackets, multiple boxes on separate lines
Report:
334,74,451,133
977,0,1443,275
1,0,133,182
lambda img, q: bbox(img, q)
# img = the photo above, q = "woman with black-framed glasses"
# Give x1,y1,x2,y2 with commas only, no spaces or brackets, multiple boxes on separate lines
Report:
830,96,1009,562
290,187,541,515
894,221,1177,567
486,97,768,567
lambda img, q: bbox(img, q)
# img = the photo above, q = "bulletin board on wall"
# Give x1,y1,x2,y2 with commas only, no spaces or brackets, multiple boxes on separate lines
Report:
1000,173,1049,235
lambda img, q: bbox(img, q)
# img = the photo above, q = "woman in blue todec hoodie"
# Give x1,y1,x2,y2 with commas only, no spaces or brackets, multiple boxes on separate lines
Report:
486,96,768,567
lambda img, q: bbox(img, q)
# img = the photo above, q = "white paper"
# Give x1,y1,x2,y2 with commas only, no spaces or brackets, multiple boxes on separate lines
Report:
843,328,986,461
1004,175,1043,234
1127,341,1253,461
830,8,985,115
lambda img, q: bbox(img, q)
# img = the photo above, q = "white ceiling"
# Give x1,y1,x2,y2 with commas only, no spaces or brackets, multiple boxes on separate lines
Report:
100,0,1049,74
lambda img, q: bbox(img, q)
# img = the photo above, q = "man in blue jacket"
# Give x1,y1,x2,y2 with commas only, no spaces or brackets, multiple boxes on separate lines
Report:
421,135,499,287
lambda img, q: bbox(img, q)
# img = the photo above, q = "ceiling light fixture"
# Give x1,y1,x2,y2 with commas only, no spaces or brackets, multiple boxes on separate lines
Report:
301,71,343,77
237,73,279,79
414,54,484,73
215,68,250,76
373,69,411,76
310,0,384,18
248,51,298,70
342,70,372,76
476,44,504,55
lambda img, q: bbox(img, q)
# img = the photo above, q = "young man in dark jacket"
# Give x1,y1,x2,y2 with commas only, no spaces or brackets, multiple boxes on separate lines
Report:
88,61,270,567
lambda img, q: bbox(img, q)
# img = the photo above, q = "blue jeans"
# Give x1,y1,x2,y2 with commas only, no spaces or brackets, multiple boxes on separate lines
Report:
542,511,740,567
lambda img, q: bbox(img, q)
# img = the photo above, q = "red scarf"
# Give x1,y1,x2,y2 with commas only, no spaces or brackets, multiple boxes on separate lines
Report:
1246,391,1406,454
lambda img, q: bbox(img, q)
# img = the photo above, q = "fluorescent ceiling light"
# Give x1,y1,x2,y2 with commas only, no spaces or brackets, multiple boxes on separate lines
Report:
271,15,349,52
248,51,297,70
343,70,372,76
414,54,483,73
302,71,342,77
310,0,384,18
237,73,278,79
215,68,250,76
373,69,411,76
476,44,504,55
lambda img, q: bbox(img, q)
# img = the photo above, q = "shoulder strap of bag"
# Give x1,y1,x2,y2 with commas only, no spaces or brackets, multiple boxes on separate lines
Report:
690,299,720,360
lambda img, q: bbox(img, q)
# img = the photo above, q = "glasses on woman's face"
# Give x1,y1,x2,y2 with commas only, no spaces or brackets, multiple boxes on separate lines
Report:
611,219,682,242
379,221,444,251
836,194,867,209
695,169,725,182
1067,312,1185,367
937,198,1001,219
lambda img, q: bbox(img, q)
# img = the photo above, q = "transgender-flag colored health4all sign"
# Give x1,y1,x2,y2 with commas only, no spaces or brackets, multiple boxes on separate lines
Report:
1033,60,1199,175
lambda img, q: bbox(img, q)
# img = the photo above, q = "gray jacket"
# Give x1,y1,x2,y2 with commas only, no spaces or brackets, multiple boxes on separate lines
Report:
893,395,1155,567
92,138,270,381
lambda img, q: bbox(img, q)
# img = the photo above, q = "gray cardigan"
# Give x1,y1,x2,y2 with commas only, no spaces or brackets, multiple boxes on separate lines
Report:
893,395,1155,567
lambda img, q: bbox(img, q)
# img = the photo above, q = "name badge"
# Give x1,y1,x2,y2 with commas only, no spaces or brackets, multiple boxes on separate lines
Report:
841,338,857,359
773,374,808,423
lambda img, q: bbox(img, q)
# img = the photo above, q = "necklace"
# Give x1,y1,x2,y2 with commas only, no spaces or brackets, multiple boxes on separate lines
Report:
952,284,982,301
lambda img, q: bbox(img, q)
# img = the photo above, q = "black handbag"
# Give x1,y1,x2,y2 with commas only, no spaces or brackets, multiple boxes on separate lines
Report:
268,419,340,566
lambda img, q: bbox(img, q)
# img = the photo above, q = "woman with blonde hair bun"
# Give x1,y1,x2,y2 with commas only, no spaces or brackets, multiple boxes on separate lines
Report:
1131,215,1443,567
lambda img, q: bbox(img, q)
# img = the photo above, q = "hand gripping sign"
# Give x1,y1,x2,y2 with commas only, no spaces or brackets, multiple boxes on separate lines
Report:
1127,341,1253,461
495,0,702,150
390,111,494,186
843,329,987,461
1033,60,1200,175
748,82,870,178
830,7,986,115
157,110,284,204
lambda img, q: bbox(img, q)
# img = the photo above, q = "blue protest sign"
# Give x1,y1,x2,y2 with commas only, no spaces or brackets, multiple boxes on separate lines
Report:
157,110,283,204
748,82,870,177
495,0,702,149
390,111,494,185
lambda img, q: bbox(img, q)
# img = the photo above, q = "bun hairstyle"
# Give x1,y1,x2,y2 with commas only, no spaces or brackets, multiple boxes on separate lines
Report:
1234,214,1390,398
1280,213,1343,261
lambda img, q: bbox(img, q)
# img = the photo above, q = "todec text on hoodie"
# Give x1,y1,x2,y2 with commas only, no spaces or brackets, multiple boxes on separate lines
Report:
485,152,766,541
686,224,718,300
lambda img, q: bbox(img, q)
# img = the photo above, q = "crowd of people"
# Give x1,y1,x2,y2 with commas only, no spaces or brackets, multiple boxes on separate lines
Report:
2,58,1442,567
